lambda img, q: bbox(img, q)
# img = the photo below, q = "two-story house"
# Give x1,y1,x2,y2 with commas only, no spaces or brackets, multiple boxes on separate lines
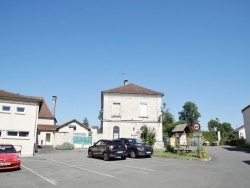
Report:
242,104,250,144
101,81,164,148
0,89,43,156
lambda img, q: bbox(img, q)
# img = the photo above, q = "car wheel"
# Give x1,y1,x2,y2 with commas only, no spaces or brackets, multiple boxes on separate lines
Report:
130,150,136,158
103,152,110,161
121,156,126,160
88,150,93,158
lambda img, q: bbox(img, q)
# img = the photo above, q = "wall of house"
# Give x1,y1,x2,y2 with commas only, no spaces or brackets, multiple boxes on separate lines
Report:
37,118,54,125
0,100,39,156
58,122,89,136
243,108,250,144
38,132,55,146
102,93,163,148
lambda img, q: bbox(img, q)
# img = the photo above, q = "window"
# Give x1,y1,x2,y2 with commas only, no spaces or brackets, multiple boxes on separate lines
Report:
46,133,51,142
140,103,148,117
16,107,25,113
113,126,120,139
7,131,29,138
112,103,121,117
2,105,11,112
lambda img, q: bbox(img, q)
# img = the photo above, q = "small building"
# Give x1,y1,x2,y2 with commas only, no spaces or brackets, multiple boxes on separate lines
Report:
172,124,192,148
233,125,246,139
54,119,91,148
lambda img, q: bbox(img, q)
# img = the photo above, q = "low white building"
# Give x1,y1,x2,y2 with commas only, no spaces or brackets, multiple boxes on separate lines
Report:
242,105,250,144
101,81,164,148
0,90,42,156
233,125,246,139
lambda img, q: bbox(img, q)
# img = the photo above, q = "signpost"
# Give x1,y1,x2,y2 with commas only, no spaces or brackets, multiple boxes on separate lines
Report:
193,122,202,158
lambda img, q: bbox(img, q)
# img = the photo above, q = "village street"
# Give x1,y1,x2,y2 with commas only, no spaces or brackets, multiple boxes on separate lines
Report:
0,146,250,188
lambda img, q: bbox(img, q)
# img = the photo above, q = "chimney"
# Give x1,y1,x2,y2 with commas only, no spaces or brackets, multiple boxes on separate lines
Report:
124,80,128,85
52,96,57,116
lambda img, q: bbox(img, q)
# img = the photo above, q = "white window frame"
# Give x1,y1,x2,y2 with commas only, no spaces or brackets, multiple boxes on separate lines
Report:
16,106,25,114
1,105,11,113
6,130,30,139
140,103,148,117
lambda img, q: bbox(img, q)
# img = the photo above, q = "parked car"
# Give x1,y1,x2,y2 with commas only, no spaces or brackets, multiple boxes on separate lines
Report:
0,144,21,170
117,138,153,158
88,139,128,161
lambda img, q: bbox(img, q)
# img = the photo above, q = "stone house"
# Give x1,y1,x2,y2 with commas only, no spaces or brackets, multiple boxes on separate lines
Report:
233,125,246,140
101,81,164,148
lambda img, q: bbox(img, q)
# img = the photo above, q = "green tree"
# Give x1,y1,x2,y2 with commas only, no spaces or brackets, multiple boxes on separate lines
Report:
202,131,217,143
140,125,156,146
83,117,89,127
178,101,201,127
98,109,103,133
207,119,219,132
162,109,175,138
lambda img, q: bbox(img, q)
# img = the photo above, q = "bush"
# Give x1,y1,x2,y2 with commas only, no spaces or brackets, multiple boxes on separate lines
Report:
55,142,74,150
237,139,247,147
166,145,174,153
196,147,208,159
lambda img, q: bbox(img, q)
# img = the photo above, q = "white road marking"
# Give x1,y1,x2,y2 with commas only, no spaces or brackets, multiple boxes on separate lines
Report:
21,164,57,186
107,162,155,171
50,159,114,178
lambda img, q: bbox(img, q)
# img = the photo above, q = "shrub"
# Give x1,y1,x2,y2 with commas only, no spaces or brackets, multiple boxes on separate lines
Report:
196,147,208,158
237,139,247,147
166,145,174,153
55,142,74,150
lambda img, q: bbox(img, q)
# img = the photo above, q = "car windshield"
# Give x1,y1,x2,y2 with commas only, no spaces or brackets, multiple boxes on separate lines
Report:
128,139,143,145
107,140,123,145
0,145,16,153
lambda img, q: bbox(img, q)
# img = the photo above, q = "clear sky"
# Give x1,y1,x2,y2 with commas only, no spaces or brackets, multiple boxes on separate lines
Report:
1,0,249,130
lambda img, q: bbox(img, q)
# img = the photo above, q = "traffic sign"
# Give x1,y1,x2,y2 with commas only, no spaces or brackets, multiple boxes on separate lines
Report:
193,122,201,132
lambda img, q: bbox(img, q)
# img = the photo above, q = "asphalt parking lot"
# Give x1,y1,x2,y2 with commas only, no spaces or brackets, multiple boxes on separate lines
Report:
1,146,250,188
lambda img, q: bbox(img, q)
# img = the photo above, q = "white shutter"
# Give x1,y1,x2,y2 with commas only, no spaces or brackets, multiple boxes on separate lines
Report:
140,104,148,117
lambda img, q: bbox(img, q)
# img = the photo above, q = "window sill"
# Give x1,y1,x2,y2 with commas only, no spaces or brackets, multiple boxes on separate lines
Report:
0,111,11,114
15,113,26,115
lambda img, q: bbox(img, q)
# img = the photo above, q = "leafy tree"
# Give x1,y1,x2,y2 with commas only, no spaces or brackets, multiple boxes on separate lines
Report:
98,109,103,133
162,109,175,138
202,131,217,143
218,122,235,140
207,119,219,132
83,117,89,127
140,125,156,146
178,101,201,127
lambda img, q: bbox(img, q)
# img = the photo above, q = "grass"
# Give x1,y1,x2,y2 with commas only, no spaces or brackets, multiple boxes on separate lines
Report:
153,149,209,160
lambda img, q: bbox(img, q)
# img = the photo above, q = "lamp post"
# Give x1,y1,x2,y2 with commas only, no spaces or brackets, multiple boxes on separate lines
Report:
216,118,220,143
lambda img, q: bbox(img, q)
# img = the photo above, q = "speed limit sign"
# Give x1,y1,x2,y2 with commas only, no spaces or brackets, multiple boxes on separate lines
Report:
193,122,201,132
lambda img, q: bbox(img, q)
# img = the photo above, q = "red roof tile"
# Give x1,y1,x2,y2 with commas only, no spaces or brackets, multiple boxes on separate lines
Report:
102,83,164,96
0,89,43,101
37,124,59,131
38,98,55,120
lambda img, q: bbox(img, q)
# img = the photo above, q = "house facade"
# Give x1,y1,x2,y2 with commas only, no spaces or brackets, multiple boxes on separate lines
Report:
233,125,246,140
101,81,164,148
0,90,43,156
53,119,91,148
242,105,250,144
37,96,57,146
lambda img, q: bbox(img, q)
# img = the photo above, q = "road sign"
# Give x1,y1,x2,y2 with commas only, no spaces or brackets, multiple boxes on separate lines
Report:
193,122,201,132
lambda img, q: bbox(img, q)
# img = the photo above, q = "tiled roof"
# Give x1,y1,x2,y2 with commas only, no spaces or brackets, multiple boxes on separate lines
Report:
102,83,164,96
38,98,55,120
242,104,250,113
37,124,59,131
0,89,43,101
58,119,91,131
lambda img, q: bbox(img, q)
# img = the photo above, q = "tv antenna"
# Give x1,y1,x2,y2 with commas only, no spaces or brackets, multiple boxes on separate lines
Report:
119,72,126,80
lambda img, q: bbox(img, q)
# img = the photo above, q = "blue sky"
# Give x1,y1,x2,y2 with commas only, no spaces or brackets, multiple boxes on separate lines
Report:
1,0,249,130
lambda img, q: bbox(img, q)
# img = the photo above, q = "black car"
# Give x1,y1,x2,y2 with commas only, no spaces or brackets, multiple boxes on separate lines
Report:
88,139,128,161
117,138,153,158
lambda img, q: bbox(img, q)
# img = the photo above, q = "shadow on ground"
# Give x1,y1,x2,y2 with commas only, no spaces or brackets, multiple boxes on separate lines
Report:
243,161,250,165
222,146,250,153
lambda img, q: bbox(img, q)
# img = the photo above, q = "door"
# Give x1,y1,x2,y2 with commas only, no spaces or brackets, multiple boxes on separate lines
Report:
46,133,51,144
